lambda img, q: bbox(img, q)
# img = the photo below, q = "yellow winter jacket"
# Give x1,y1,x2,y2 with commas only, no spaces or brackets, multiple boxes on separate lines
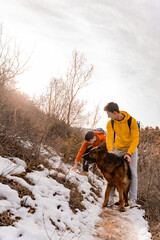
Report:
106,111,139,156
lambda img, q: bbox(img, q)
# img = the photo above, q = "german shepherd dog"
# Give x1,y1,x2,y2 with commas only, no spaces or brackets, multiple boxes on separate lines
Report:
83,142,131,212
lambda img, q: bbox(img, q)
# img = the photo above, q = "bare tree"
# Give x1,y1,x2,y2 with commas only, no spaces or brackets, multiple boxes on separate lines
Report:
38,51,93,127
0,24,29,89
65,50,93,126
90,103,102,129
37,77,68,119
48,78,68,120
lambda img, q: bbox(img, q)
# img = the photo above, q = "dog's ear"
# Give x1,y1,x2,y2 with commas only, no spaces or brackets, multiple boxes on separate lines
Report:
90,147,98,154
98,142,107,151
88,147,99,160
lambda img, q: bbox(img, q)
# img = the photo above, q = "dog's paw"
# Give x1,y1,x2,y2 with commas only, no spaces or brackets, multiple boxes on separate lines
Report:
119,206,125,212
120,208,125,212
102,202,108,208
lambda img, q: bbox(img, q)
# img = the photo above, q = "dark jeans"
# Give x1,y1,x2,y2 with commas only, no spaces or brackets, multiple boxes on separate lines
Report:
82,146,93,172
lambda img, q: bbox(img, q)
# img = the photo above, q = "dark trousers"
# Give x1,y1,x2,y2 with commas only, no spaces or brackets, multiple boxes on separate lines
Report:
82,146,93,172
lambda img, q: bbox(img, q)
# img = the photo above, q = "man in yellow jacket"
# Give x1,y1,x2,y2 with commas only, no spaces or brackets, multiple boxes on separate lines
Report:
104,102,139,207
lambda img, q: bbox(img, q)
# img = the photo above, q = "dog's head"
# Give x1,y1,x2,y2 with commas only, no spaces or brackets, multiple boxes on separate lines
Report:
82,142,107,164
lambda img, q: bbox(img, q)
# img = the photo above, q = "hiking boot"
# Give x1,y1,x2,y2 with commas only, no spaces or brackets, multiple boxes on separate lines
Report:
129,199,137,208
108,196,114,206
78,171,88,176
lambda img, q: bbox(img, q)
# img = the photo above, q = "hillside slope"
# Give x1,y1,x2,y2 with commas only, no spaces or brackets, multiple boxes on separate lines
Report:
138,127,160,240
0,145,151,240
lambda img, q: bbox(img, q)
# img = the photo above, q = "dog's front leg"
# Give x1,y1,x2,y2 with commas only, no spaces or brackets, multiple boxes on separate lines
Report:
102,183,112,208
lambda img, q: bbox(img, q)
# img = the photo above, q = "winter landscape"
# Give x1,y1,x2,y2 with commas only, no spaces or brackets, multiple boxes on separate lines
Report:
0,146,152,240
0,1,160,240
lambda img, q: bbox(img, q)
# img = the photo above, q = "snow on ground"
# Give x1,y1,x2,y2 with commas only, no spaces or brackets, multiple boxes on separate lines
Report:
0,154,151,240
0,156,26,176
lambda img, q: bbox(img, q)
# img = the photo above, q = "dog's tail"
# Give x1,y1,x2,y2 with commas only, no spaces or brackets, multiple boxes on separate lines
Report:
127,162,132,179
122,158,132,179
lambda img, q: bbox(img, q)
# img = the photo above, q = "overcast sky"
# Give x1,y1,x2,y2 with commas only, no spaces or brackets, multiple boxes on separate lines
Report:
0,0,160,128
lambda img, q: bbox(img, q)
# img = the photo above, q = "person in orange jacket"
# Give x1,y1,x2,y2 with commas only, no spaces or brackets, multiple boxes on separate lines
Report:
72,130,106,176
104,102,139,207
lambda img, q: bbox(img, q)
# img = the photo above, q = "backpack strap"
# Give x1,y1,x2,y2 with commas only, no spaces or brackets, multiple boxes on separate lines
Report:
111,119,114,130
127,116,132,130
111,119,115,140
111,117,132,132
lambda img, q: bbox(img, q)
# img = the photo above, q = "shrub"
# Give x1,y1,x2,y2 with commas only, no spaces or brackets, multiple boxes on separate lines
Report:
138,127,160,226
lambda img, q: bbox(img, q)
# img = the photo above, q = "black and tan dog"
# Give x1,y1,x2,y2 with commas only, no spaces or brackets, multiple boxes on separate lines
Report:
83,142,131,212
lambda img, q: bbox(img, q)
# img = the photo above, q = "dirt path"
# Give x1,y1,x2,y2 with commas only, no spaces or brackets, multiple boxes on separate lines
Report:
94,206,141,240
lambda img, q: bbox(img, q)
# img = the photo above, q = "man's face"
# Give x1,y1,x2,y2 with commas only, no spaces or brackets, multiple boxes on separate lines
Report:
88,136,96,144
106,111,117,120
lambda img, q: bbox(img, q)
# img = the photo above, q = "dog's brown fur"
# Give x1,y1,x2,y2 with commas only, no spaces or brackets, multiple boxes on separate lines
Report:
83,142,131,211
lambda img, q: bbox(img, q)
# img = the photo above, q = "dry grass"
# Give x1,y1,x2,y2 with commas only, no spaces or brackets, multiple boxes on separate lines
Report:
138,127,160,239
0,176,35,200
